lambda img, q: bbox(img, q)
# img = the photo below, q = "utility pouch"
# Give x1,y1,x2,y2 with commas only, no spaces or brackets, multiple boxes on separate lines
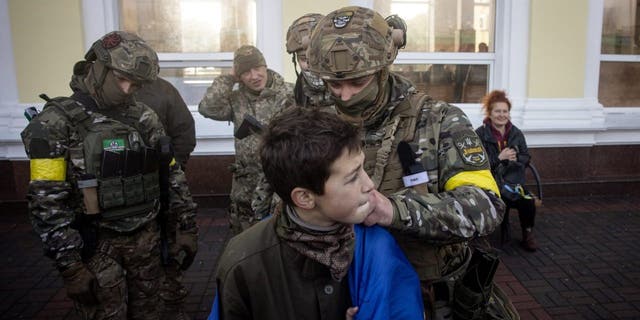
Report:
143,172,160,201
123,174,145,206
78,174,100,215
99,176,125,209
452,248,499,320
123,149,143,177
143,147,159,173
101,150,122,178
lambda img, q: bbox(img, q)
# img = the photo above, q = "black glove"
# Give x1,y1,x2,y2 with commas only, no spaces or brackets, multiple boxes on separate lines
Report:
60,262,98,305
171,227,198,270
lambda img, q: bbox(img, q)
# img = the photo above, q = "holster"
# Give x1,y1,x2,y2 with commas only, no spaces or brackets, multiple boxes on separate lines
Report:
452,248,500,320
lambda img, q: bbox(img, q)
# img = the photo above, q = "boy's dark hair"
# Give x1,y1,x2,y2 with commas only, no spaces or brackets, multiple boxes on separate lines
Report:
260,107,361,205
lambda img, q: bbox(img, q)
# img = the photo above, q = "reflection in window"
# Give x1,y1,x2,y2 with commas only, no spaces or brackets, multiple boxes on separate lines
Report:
159,67,232,106
599,62,640,107
391,64,488,103
120,0,256,53
601,0,639,54
600,1,640,107
374,0,494,52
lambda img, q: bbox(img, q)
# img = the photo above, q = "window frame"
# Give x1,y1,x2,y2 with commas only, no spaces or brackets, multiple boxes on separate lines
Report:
82,0,283,72
352,0,526,127
81,0,284,155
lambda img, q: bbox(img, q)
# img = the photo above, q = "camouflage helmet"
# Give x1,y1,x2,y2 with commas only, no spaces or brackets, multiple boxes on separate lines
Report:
307,6,404,81
385,14,407,49
85,31,159,83
286,13,324,54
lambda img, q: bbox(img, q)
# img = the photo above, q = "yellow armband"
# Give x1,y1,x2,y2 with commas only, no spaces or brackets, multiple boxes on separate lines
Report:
444,169,500,196
30,158,67,181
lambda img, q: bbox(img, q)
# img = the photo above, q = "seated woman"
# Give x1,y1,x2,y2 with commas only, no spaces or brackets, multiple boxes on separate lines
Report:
475,90,538,252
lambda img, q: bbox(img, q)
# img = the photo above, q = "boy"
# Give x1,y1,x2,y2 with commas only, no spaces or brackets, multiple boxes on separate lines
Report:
212,108,423,320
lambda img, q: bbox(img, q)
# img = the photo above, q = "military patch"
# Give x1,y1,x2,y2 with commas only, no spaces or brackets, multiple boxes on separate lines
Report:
333,11,354,28
103,138,125,152
453,132,486,167
102,32,122,49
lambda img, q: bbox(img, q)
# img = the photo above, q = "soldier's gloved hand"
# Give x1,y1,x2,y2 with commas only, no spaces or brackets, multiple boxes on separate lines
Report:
61,262,98,305
172,227,198,270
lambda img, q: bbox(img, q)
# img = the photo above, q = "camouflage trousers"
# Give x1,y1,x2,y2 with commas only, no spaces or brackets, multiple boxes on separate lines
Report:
228,172,262,234
73,223,162,320
159,261,189,319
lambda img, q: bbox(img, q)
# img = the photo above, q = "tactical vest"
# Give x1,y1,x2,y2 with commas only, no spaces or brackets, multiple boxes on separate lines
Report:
362,92,469,284
44,97,160,223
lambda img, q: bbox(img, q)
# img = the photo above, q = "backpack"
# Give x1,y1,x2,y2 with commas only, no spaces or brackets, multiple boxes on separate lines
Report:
495,160,530,202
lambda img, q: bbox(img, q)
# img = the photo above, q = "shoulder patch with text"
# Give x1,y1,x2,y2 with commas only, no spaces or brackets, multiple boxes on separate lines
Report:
453,132,487,167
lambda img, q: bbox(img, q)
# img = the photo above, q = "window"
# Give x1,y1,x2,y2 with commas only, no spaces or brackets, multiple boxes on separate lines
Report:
374,0,495,103
599,0,640,107
118,0,257,105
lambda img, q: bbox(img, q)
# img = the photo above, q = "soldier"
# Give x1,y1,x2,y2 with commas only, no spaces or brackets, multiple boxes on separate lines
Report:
285,13,334,109
22,31,198,320
307,6,518,319
134,78,196,319
211,107,423,320
135,77,196,169
285,13,407,110
198,45,294,234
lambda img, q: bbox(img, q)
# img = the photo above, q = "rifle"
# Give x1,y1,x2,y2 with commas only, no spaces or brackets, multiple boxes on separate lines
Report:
234,114,265,139
157,136,173,266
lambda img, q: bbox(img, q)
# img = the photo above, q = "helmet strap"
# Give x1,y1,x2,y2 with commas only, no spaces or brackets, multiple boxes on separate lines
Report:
292,53,300,77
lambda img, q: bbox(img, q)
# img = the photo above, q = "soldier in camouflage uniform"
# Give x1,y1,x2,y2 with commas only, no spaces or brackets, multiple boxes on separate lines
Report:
22,31,198,320
286,13,335,109
198,45,294,234
307,7,518,320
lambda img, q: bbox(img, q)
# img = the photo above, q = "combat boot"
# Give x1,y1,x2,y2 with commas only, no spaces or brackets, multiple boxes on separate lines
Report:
521,228,537,252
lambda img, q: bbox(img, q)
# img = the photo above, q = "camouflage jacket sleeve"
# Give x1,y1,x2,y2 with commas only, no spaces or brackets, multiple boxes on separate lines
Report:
198,74,236,121
387,102,505,244
165,90,196,167
20,108,83,270
138,105,198,232
136,78,196,166
169,166,198,231
251,173,278,220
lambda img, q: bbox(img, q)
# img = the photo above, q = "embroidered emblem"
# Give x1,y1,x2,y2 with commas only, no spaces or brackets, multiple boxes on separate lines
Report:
102,33,122,49
103,138,126,152
455,133,486,166
333,11,354,28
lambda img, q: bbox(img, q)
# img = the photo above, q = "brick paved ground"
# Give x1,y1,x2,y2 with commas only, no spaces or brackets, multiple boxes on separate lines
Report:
1,196,639,320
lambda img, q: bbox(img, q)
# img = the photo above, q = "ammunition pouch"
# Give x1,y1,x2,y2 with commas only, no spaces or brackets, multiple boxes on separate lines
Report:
97,146,161,220
428,247,472,319
143,172,160,201
99,176,125,209
452,248,500,320
453,280,493,320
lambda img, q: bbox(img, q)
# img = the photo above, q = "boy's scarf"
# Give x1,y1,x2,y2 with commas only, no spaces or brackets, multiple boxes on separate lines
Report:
276,205,355,280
